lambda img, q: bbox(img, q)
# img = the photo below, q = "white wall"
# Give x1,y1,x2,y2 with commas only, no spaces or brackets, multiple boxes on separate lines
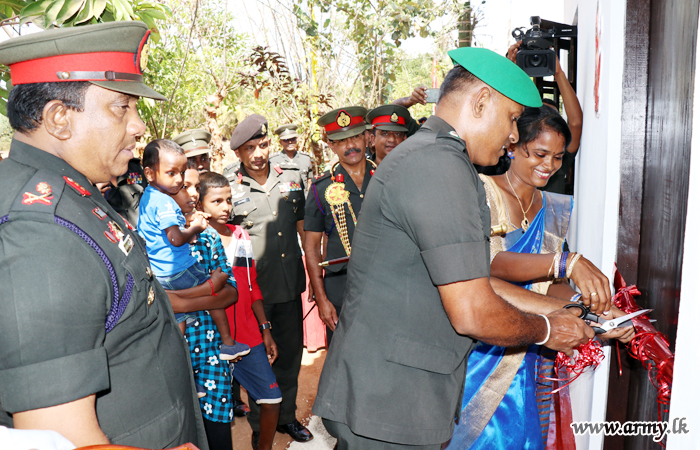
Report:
563,1,627,449
666,6,700,448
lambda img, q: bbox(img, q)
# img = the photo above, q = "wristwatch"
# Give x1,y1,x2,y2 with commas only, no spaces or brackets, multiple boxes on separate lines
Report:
259,322,272,332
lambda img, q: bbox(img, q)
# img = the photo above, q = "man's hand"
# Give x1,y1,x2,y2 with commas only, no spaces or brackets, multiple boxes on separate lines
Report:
391,85,428,108
543,309,595,356
506,41,522,63
209,267,228,292
307,281,315,303
262,330,278,364
316,297,339,331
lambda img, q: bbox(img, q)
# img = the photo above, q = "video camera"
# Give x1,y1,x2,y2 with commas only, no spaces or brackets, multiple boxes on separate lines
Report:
512,16,576,77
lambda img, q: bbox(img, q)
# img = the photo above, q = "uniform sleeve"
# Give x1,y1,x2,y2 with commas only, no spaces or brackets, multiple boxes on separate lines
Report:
385,145,490,286
296,173,306,222
304,184,326,232
0,221,111,413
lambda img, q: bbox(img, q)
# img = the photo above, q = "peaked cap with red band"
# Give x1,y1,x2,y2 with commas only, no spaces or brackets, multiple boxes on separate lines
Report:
317,106,368,141
0,21,166,101
366,104,411,133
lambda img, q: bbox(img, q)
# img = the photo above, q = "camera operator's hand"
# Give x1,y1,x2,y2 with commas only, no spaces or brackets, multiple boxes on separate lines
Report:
507,41,522,63
555,54,565,77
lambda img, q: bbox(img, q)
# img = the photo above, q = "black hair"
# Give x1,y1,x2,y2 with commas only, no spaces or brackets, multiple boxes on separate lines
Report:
542,98,558,108
516,106,572,154
186,159,198,170
437,65,479,105
142,139,185,169
7,82,91,134
199,171,230,200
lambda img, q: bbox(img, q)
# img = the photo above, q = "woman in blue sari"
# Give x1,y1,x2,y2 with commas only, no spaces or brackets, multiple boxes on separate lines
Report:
446,107,634,450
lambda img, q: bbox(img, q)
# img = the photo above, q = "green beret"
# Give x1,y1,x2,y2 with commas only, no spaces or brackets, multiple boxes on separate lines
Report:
0,21,165,101
447,47,542,108
274,124,298,140
317,107,368,141
230,114,268,150
366,105,411,132
173,129,211,157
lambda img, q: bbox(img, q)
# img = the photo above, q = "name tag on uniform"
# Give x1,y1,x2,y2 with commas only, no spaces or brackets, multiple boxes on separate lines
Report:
234,197,251,207
279,182,302,193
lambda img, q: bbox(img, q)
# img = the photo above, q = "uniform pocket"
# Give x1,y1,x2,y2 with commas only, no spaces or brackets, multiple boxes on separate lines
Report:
385,336,462,374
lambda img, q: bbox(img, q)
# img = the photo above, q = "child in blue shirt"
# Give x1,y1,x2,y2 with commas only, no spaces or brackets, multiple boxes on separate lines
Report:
138,139,249,360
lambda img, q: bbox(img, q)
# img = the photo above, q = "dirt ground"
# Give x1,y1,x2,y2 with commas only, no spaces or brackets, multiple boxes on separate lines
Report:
231,349,335,450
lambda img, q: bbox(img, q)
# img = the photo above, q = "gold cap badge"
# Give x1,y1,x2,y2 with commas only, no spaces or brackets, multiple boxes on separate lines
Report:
390,112,399,123
336,110,351,128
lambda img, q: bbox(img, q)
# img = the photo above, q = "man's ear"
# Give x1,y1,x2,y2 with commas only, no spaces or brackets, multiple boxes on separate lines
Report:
472,86,493,119
42,100,72,140
369,132,376,147
233,149,241,159
143,165,155,183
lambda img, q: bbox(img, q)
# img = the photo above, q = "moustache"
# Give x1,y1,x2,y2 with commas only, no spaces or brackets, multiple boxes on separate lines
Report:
344,148,362,157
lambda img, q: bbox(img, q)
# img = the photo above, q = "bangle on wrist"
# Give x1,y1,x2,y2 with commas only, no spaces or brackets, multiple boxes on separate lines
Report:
558,252,569,279
535,314,551,345
570,293,583,303
566,253,583,279
259,322,272,332
552,252,561,279
548,252,559,278
206,279,217,297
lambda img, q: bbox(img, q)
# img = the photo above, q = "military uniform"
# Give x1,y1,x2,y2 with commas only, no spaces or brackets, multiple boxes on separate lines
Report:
228,115,308,435
105,158,148,227
0,141,206,447
269,151,313,191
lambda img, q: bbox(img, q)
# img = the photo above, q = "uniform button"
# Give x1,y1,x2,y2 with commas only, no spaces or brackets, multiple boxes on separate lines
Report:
243,211,248,215
267,192,270,196
281,253,285,258
293,199,297,203
272,211,278,216
360,194,364,198
278,232,283,236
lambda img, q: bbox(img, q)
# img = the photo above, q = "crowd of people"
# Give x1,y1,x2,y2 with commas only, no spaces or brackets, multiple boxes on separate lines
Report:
0,20,635,450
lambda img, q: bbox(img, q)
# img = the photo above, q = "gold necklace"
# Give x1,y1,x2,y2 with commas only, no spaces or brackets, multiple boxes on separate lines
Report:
505,171,536,231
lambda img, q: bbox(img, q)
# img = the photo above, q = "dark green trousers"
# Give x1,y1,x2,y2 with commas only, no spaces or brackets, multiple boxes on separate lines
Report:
247,297,303,430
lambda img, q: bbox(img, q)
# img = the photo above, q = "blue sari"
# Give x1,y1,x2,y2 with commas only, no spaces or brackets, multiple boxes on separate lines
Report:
446,186,573,450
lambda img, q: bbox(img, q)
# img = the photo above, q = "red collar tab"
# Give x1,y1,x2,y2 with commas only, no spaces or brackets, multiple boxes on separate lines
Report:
336,174,344,183
370,169,375,176
10,51,143,85
274,165,283,175
64,176,91,196
237,172,243,184
371,114,406,127
325,110,365,133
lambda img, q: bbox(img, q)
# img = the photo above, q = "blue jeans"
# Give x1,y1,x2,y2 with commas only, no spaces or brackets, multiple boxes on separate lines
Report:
157,262,210,323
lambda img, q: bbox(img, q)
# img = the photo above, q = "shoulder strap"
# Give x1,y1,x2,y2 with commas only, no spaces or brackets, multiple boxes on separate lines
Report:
3,171,129,333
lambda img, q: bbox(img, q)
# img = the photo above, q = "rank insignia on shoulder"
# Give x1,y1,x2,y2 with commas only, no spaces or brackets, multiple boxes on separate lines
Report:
127,172,143,185
92,207,107,220
63,176,91,196
279,182,302,193
22,182,54,205
274,165,284,175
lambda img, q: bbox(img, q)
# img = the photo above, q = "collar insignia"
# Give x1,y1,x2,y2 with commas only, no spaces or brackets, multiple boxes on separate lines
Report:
64,176,91,196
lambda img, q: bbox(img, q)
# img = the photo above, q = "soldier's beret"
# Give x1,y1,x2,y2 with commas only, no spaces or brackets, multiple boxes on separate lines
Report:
447,47,542,108
274,124,298,140
173,129,211,157
230,114,268,150
0,21,165,101
317,106,368,141
366,105,411,132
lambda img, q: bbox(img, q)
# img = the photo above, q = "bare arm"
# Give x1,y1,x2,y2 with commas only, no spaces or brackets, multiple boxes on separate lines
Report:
13,395,109,447
251,300,278,364
303,230,338,330
167,284,238,313
296,220,305,243
164,212,208,247
391,85,428,108
439,277,594,356
554,56,582,154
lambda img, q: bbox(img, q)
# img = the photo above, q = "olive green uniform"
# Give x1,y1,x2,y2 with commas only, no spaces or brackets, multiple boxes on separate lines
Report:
313,116,490,447
303,161,373,340
269,151,313,191
0,140,207,448
229,163,306,430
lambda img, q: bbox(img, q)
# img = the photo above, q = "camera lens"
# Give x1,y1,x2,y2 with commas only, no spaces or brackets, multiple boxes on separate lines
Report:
526,54,543,67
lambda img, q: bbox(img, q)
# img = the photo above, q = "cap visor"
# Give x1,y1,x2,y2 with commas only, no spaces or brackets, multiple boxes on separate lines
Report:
91,80,167,101
328,127,365,141
280,132,298,139
185,148,210,157
374,125,409,132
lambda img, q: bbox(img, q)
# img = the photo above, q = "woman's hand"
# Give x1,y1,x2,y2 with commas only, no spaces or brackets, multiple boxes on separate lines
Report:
569,256,612,316
597,306,636,344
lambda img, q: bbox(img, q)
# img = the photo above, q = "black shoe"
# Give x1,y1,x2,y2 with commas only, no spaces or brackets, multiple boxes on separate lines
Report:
277,419,313,442
251,431,260,450
232,399,250,417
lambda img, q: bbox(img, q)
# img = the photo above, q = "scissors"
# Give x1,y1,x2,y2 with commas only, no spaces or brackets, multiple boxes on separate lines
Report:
564,302,652,334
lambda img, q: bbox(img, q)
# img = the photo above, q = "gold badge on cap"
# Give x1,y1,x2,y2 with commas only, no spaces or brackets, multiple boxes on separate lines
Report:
261,123,267,135
136,31,151,73
336,110,351,128
390,112,399,123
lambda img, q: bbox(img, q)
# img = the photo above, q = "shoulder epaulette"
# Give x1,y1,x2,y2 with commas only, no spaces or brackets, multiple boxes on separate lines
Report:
312,170,332,184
